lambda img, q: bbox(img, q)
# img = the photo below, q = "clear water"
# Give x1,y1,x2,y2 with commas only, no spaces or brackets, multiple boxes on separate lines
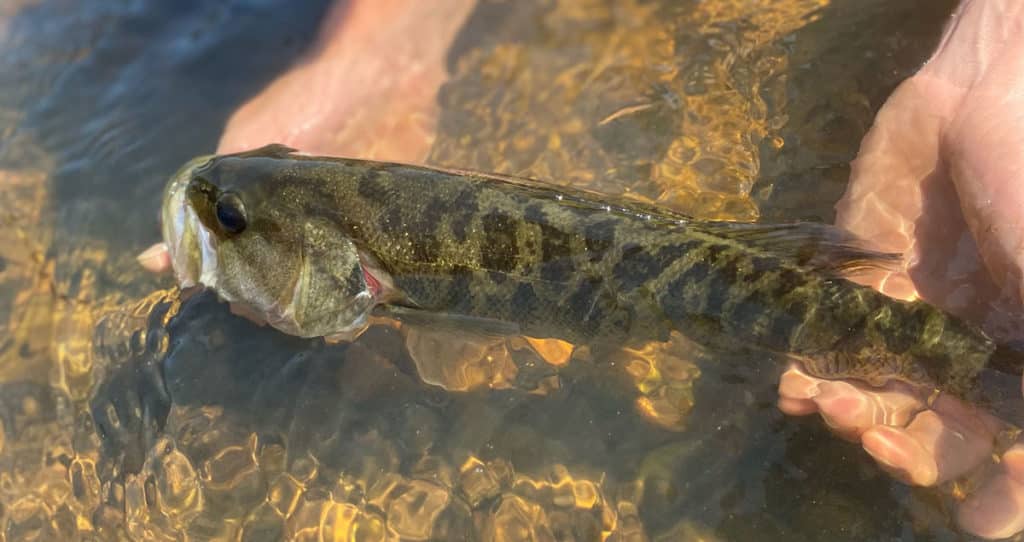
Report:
0,0,982,540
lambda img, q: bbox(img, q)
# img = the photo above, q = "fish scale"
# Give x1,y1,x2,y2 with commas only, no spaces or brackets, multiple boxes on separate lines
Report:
161,145,1009,398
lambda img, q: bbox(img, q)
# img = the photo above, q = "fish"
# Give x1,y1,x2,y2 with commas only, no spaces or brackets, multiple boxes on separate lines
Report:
159,144,1021,397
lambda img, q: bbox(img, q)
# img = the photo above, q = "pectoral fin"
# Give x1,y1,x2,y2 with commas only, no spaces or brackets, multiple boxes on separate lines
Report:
374,304,522,340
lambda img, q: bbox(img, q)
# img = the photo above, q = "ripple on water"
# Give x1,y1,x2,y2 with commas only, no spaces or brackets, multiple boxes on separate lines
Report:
0,0,972,540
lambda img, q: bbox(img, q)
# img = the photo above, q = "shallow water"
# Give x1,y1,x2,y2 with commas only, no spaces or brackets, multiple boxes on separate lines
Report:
0,0,986,540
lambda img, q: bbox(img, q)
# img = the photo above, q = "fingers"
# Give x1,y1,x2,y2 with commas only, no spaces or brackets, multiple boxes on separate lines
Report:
811,379,924,442
957,444,1024,540
215,0,474,162
860,402,995,487
136,242,171,273
778,365,1002,486
777,366,821,416
860,424,937,485
778,365,927,438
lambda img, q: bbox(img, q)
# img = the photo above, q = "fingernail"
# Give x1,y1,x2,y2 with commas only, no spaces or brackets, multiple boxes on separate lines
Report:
136,242,166,263
136,242,171,274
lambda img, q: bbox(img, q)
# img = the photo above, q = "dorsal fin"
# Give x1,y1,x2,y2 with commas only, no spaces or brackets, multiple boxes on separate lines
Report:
210,147,896,277
228,144,299,159
694,220,902,276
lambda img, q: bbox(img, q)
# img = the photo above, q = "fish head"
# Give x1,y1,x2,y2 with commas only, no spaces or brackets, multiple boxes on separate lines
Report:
160,147,378,339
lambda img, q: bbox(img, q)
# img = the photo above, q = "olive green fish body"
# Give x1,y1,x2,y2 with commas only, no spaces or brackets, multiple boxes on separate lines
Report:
161,145,995,394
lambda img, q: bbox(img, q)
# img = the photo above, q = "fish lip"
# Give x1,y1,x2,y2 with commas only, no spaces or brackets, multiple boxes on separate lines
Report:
161,154,215,289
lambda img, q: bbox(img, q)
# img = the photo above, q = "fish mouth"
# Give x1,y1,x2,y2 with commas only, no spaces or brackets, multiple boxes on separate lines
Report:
161,154,217,289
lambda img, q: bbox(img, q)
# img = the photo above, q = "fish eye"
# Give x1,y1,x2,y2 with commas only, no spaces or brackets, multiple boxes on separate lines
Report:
215,191,248,234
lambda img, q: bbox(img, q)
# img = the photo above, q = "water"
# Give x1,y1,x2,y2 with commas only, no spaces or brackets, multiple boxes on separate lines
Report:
0,0,981,540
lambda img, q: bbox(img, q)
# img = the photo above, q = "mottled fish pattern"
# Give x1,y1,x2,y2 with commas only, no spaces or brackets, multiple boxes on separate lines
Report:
163,145,1003,396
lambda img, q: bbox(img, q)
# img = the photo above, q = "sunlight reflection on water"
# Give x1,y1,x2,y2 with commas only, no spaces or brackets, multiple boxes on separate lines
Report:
0,0,971,540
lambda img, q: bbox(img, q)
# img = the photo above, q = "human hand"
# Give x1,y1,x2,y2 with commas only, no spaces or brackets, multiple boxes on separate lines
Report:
136,0,473,276
133,2,1024,536
214,0,474,161
779,0,1024,537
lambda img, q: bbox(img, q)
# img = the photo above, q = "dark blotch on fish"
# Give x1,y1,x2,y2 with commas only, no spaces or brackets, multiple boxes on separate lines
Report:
445,266,474,313
540,257,574,283
524,203,546,224
481,210,518,272
567,276,606,329
584,218,617,256
380,205,405,237
511,283,540,318
449,188,479,242
357,169,391,200
539,223,575,265
613,242,659,290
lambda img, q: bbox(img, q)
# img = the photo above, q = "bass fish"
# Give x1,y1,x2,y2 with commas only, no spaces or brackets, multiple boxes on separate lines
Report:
160,144,1019,396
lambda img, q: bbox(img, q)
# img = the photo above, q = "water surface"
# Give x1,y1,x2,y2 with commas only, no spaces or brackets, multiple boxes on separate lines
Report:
0,1,976,540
